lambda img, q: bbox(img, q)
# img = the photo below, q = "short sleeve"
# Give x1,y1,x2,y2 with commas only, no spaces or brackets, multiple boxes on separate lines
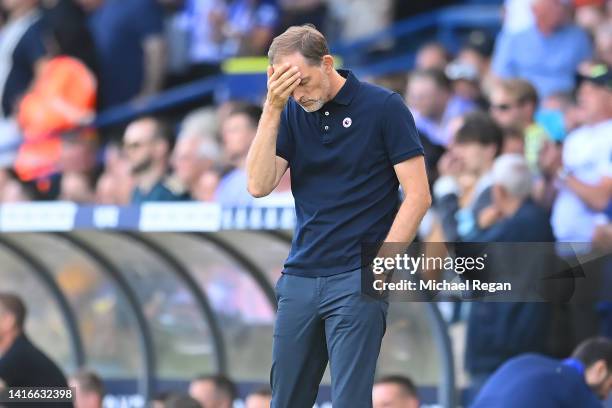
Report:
276,107,293,163
382,93,424,165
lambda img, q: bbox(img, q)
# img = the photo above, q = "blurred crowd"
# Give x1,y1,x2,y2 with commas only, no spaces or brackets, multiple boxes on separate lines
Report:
0,0,420,206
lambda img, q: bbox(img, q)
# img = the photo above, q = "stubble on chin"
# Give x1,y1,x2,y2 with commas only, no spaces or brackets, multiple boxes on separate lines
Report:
299,100,325,113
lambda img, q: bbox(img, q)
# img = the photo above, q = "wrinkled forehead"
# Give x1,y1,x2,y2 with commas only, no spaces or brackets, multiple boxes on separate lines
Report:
273,52,320,72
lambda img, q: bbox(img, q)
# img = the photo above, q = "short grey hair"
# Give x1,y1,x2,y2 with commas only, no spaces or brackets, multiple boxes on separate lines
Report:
197,138,221,161
179,108,218,142
492,154,533,198
178,108,221,161
268,24,329,65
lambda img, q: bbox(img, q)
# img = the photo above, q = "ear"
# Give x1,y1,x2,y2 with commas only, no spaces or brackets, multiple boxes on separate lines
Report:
586,360,608,384
322,55,334,72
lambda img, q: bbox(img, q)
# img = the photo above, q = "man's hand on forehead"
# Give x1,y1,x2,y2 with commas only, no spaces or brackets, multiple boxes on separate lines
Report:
266,63,301,110
269,63,300,77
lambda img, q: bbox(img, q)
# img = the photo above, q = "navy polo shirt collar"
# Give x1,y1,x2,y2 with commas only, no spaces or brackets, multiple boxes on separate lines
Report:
330,69,359,106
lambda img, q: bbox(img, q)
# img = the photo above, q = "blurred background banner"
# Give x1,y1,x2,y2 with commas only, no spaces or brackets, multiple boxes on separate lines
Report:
0,203,295,231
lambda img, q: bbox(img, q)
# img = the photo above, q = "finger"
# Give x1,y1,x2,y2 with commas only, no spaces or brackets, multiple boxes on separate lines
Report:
276,74,301,97
278,77,301,100
268,65,290,89
270,71,300,95
269,63,291,83
271,66,299,89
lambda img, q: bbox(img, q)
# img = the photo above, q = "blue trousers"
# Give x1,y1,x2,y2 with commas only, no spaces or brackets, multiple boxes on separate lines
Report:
270,270,388,408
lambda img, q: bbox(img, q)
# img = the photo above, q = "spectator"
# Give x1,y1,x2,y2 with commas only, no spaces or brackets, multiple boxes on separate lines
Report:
471,337,612,407
171,115,221,194
171,0,226,86
445,60,483,106
488,79,549,170
406,69,476,148
165,394,202,408
0,170,38,202
594,21,612,67
14,9,97,183
372,375,420,408
192,169,221,201
245,386,272,408
172,134,220,193
77,0,165,108
457,30,495,80
433,111,503,242
44,133,101,201
188,374,236,408
465,155,554,398
0,0,46,118
549,64,612,245
94,171,118,204
69,370,104,408
59,171,95,203
414,42,449,71
474,154,553,240
95,141,134,204
59,134,99,176
215,104,261,206
492,0,593,99
179,107,220,142
123,117,190,203
222,0,280,57
0,293,71,407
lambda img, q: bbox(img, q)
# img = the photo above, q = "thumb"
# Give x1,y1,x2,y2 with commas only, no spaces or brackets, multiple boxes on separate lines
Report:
267,65,274,78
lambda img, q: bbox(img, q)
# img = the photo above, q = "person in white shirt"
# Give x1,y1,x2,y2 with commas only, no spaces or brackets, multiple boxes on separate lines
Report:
550,64,612,244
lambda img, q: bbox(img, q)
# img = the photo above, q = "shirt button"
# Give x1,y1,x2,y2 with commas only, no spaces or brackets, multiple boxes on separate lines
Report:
324,111,329,116
324,125,329,131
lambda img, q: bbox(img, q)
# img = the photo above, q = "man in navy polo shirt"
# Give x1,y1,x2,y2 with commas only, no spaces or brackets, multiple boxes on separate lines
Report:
246,25,431,407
